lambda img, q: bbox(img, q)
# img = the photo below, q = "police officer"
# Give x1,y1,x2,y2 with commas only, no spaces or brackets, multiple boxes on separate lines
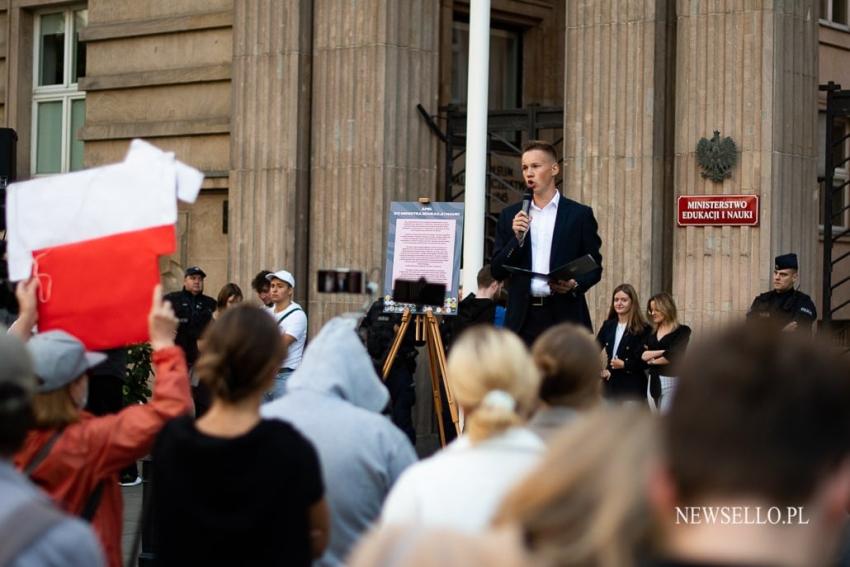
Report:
747,253,817,332
164,266,216,414
359,298,417,444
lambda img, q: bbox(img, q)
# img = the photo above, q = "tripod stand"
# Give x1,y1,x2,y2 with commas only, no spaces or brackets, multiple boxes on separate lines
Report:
382,308,460,447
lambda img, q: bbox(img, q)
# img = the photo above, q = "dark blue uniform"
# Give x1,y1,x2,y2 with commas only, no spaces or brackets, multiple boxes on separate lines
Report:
163,288,216,366
747,289,817,331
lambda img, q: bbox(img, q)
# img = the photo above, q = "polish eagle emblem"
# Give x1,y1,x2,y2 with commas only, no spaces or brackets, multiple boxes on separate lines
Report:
696,131,737,182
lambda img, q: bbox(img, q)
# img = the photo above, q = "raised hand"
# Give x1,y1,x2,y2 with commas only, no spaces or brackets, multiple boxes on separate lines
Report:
149,284,178,351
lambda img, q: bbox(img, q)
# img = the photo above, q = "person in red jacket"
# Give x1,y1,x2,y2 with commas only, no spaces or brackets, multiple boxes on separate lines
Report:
13,284,192,567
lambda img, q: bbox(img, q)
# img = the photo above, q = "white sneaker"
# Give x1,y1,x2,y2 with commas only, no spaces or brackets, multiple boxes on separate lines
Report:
119,475,142,487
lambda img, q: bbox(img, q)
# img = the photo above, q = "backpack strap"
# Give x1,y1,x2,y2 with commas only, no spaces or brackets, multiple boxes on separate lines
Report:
23,430,63,476
24,429,105,523
276,307,303,326
80,482,105,522
0,499,65,566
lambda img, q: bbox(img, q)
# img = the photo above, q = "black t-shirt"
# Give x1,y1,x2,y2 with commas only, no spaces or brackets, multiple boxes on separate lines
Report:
152,416,324,567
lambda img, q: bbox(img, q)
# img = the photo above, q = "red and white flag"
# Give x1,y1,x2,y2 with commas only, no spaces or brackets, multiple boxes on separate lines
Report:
5,139,203,350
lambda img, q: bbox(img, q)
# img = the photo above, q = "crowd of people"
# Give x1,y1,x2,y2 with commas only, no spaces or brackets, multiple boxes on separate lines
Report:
0,141,840,567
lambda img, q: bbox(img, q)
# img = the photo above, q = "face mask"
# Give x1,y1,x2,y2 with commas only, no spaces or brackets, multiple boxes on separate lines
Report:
74,378,89,410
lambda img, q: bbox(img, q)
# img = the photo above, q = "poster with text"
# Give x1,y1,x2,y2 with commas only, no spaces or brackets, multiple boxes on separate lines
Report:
384,201,464,315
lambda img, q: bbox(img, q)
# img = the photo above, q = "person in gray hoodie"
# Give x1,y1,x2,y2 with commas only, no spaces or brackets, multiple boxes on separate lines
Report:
262,316,417,566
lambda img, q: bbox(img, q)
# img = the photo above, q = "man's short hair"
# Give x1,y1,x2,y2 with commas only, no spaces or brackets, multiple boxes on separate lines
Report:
477,265,496,289
522,140,558,162
251,270,272,293
667,324,850,506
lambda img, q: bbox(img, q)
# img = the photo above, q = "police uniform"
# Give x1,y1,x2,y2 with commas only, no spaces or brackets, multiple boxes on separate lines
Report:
359,298,417,444
747,254,817,331
164,286,216,365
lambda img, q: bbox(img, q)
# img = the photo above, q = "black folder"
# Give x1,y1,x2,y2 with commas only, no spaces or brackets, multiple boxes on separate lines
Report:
503,254,599,281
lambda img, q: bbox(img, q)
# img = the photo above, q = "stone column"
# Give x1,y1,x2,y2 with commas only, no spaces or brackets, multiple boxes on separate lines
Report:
308,0,441,333
563,0,676,328
229,0,312,303
671,1,818,331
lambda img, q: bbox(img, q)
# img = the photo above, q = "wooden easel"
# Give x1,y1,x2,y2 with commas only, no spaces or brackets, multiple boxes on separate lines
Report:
382,308,460,447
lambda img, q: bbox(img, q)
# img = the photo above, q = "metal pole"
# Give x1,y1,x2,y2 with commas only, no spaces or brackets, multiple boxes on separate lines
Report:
461,0,490,297
822,83,838,332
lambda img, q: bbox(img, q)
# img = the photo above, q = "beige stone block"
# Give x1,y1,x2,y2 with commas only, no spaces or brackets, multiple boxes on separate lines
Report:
85,29,232,75
84,135,230,173
85,82,230,124
89,0,232,24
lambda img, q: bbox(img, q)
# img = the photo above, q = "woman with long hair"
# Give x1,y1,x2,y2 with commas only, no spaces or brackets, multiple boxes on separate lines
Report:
642,292,691,413
212,282,243,320
596,284,652,402
493,405,661,567
151,305,329,566
14,285,192,567
381,326,543,532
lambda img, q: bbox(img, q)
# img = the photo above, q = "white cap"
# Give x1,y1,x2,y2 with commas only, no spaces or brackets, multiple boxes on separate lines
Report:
266,269,295,288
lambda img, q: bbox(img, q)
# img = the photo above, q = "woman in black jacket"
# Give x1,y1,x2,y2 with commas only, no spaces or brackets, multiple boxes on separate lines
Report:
642,292,691,413
596,284,651,402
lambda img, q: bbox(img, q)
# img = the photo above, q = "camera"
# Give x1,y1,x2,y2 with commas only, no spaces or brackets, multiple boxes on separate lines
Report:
392,278,446,307
317,269,365,294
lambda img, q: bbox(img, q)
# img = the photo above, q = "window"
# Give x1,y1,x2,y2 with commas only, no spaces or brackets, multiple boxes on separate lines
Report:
821,117,850,231
451,21,522,110
821,0,849,26
32,8,87,175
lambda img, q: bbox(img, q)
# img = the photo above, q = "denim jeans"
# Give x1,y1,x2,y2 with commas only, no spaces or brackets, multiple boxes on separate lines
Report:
264,368,294,402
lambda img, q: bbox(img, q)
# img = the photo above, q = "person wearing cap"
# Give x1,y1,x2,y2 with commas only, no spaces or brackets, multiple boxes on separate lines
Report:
747,253,817,332
164,266,216,414
0,332,105,567
13,284,192,567
265,269,308,401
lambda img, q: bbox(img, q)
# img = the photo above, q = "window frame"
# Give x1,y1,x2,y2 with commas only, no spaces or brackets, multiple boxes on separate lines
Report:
30,5,86,176
821,116,850,234
450,18,524,111
820,0,850,30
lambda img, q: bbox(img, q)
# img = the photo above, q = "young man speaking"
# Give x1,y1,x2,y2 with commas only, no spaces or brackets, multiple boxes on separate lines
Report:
491,141,603,345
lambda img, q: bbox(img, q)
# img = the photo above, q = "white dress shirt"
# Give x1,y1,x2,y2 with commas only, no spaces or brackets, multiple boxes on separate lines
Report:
529,191,560,297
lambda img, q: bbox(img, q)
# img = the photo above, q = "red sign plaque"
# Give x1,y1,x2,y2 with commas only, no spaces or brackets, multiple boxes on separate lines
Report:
677,195,759,226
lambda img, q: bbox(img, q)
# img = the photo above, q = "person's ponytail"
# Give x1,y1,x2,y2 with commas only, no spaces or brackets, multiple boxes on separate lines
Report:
465,389,522,442
447,328,539,444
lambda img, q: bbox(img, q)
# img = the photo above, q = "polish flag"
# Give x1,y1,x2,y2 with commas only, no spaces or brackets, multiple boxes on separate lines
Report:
5,139,203,350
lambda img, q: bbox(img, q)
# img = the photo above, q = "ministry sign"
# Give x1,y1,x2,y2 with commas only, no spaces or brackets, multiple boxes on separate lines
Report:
677,195,759,226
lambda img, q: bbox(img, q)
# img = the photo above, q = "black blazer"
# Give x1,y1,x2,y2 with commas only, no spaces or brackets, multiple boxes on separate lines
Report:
491,195,603,332
596,319,651,374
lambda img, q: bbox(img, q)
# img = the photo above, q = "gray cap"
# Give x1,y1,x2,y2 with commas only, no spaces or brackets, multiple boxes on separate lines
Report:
27,330,107,393
0,332,35,394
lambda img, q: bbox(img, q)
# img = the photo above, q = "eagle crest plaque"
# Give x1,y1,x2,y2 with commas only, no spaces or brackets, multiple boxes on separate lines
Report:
696,131,737,183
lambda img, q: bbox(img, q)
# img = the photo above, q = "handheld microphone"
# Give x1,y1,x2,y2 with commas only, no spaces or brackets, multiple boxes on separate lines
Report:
518,189,533,247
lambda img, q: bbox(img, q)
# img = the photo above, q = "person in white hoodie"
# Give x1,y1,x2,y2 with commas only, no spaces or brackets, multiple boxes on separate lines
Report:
261,317,417,567
381,326,545,532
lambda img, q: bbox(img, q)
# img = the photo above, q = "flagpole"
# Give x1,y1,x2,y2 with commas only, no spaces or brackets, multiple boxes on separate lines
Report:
461,0,490,298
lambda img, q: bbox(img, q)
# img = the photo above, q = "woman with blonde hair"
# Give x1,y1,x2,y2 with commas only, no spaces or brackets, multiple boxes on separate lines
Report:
494,405,661,567
381,326,544,532
642,292,691,413
596,284,651,402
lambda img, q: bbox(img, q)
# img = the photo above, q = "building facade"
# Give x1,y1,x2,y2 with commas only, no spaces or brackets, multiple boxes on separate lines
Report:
1,0,844,337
